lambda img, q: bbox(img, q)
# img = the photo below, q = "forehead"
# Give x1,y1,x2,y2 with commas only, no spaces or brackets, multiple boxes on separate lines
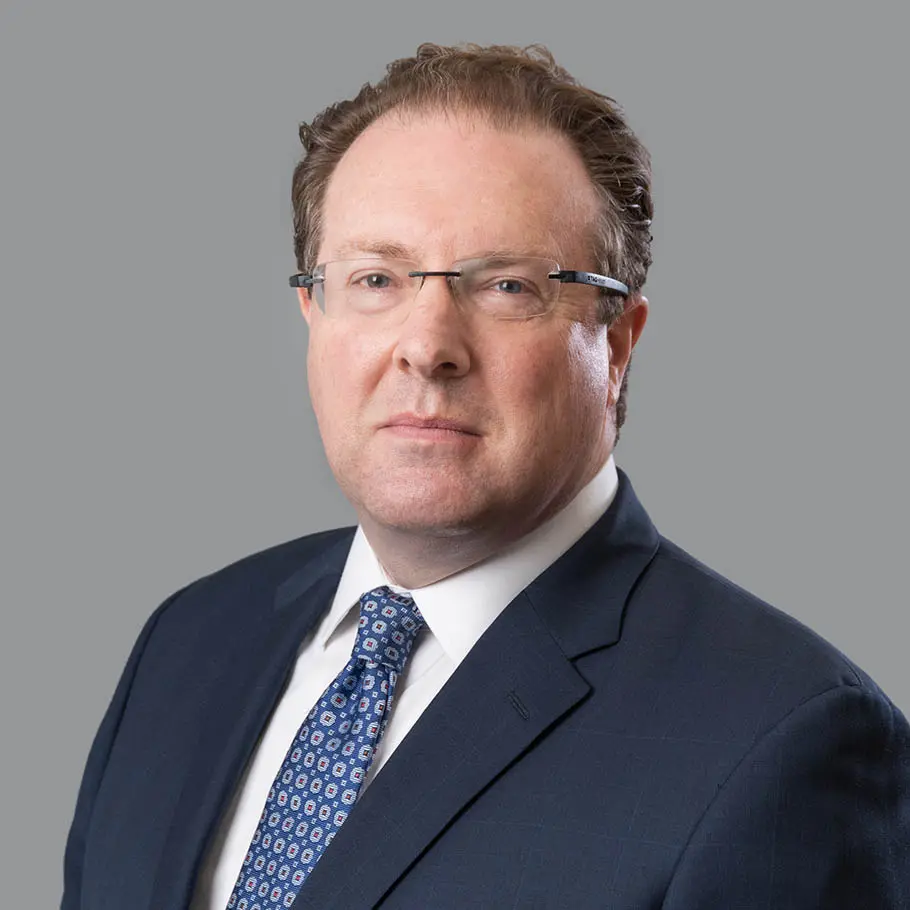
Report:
319,108,601,263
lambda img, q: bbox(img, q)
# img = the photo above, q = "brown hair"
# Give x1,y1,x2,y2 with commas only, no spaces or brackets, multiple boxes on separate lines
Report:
291,42,653,438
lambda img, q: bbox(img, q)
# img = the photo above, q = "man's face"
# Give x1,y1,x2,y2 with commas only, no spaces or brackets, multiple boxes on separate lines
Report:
299,109,644,545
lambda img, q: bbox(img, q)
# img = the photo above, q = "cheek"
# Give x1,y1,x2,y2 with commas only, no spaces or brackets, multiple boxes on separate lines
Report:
307,326,382,432
490,325,609,439
566,323,611,407
488,343,550,429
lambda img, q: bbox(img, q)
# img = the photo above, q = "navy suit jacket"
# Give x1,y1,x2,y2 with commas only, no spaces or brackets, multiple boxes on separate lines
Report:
63,469,910,908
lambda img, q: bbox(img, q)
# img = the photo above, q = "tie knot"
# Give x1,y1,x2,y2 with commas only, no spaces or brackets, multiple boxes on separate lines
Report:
353,586,425,673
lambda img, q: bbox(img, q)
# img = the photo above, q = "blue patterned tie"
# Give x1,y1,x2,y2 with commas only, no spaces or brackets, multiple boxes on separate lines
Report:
226,586,425,909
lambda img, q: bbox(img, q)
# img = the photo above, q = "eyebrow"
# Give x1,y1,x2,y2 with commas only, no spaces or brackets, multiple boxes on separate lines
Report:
328,239,563,263
332,239,418,260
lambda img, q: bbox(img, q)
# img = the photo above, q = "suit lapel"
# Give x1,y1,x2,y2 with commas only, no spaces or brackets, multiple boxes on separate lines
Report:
150,533,353,910
525,466,660,659
293,593,590,910
294,468,660,909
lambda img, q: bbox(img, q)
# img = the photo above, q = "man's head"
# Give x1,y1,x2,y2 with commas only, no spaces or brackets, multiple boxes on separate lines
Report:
291,44,651,561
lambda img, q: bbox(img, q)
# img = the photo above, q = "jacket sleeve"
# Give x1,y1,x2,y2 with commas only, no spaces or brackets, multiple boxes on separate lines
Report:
60,585,189,910
661,682,910,909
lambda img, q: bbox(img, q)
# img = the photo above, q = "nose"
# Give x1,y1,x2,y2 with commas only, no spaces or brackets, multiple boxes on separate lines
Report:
391,275,472,380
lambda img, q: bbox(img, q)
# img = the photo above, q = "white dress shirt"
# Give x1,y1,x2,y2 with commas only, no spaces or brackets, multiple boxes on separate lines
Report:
191,454,619,909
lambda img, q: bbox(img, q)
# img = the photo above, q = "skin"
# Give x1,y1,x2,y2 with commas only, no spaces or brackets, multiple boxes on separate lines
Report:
298,108,648,588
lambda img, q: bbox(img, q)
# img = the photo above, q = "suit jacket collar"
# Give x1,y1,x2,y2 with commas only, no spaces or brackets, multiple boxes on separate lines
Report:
525,465,661,658
273,530,355,612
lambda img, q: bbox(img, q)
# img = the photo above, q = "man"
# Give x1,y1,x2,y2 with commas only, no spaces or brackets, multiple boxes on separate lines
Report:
63,42,910,909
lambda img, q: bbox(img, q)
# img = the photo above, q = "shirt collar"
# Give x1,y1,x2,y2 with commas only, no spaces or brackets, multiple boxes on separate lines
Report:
319,454,619,663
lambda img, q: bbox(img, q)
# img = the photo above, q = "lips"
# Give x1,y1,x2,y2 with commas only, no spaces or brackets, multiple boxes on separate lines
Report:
383,413,480,435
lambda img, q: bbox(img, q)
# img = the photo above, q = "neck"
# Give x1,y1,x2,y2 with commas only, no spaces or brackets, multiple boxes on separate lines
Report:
358,451,613,589
359,520,509,589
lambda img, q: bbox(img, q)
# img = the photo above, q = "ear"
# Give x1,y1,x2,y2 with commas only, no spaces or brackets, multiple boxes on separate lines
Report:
296,287,315,326
606,294,649,407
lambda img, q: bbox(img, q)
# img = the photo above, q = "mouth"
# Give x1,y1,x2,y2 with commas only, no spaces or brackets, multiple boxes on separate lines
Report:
381,413,482,440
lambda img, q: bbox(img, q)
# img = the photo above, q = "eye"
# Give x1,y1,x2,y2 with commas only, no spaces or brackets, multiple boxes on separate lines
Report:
355,272,394,290
492,278,529,295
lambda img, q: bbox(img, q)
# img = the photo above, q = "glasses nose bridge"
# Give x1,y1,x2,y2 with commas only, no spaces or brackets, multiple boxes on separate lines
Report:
408,268,464,307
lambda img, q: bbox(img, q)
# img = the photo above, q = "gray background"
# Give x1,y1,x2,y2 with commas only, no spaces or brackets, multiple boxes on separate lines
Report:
2,0,907,902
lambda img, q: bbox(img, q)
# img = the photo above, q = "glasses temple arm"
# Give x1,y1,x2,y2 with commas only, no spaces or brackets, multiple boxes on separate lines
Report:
550,270,629,297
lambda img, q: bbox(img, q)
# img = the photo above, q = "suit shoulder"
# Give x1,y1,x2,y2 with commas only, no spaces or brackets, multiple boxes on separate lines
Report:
152,525,356,627
636,534,885,702
218,525,355,580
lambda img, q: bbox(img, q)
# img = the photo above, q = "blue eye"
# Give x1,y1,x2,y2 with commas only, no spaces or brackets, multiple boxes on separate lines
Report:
361,273,392,290
494,278,528,295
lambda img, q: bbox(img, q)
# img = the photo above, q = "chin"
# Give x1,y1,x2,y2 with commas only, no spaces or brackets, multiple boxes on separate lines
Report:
357,483,497,537
368,500,483,536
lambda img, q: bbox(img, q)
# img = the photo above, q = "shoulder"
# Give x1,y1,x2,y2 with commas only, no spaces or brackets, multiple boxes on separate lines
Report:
191,524,355,591
146,525,357,633
647,540,910,906
620,533,897,733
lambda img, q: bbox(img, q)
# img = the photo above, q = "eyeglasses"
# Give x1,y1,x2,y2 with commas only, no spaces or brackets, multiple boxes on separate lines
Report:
288,256,629,321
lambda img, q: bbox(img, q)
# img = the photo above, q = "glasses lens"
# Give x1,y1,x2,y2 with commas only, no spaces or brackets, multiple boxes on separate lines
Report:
314,256,560,320
319,259,415,317
458,257,559,319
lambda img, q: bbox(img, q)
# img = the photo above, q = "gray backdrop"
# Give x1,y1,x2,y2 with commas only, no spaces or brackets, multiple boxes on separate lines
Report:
2,0,907,903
